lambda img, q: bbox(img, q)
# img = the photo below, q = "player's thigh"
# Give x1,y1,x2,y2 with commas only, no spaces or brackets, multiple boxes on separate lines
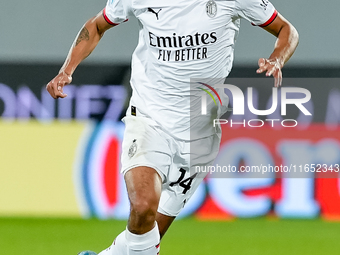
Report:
121,116,173,213
124,166,162,212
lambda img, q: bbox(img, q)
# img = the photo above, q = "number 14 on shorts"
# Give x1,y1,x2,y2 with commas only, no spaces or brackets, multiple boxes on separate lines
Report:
169,168,197,194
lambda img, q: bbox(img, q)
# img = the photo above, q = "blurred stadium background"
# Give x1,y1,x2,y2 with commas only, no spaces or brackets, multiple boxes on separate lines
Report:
1,0,340,254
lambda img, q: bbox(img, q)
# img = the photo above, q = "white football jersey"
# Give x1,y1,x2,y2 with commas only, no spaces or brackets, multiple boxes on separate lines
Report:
104,0,277,140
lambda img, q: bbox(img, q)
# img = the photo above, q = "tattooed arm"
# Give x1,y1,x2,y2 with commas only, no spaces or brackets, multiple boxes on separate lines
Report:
46,11,115,99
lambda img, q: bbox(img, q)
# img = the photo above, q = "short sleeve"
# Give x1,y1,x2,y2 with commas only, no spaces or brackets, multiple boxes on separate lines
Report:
103,0,130,26
235,0,278,27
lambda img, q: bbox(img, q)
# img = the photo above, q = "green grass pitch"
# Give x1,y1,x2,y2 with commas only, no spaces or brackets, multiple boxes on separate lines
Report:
0,217,339,255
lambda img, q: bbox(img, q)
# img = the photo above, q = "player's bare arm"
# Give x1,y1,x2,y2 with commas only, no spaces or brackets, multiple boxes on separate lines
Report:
46,11,115,99
257,13,299,87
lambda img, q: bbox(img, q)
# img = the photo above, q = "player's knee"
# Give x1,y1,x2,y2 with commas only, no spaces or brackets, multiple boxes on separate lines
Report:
130,199,157,222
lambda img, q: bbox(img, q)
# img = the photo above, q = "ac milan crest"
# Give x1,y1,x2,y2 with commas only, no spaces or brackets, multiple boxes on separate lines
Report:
206,0,217,18
128,139,137,158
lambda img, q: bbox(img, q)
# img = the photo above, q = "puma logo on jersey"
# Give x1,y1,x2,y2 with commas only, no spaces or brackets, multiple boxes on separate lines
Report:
148,8,162,20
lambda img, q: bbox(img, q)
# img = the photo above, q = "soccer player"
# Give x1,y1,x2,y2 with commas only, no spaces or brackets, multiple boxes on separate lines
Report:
46,0,298,254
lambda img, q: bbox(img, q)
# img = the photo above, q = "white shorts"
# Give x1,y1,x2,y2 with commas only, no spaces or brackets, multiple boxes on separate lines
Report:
121,115,221,217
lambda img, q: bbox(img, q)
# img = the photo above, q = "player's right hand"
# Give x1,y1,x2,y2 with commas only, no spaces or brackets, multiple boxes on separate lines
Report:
256,58,283,88
46,71,72,99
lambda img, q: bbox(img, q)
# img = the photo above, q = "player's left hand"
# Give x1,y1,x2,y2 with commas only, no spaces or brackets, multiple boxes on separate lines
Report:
256,58,283,88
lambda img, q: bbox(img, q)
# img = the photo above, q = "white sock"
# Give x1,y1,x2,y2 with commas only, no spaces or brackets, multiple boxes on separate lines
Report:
98,222,160,255
126,222,160,255
98,231,127,255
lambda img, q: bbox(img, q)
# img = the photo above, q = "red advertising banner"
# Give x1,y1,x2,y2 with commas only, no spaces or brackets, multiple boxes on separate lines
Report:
195,125,340,220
